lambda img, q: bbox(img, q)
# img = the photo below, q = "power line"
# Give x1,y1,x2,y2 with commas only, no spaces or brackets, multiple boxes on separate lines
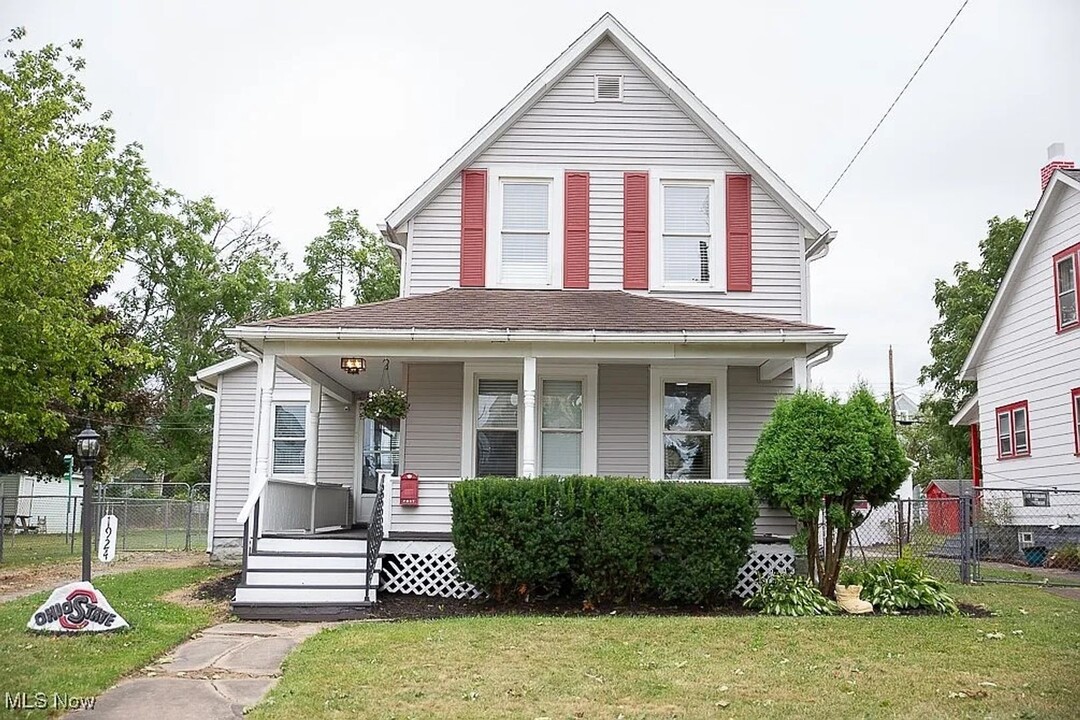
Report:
815,0,972,210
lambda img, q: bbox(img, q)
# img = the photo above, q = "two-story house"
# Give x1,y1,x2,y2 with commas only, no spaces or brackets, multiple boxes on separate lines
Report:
196,14,845,619
951,144,1080,551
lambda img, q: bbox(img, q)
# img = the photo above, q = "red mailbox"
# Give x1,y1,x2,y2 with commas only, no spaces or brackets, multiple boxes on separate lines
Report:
399,472,419,506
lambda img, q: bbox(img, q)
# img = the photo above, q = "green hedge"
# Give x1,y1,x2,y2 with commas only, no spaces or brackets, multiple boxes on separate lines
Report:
450,476,758,605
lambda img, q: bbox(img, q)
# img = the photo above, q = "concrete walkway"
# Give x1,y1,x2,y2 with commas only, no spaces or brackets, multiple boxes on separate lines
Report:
69,622,324,719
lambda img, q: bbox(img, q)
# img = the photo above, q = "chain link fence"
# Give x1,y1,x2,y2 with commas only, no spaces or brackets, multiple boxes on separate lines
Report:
841,487,1080,587
0,482,210,566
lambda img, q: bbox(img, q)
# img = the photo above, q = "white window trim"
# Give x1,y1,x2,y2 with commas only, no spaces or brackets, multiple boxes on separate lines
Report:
461,362,523,478
593,74,624,102
271,401,308,481
649,172,727,292
1056,253,1078,329
648,365,728,481
537,365,598,476
485,166,564,289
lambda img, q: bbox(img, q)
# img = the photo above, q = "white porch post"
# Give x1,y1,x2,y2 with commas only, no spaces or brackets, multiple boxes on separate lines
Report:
522,356,538,478
253,353,277,533
306,382,322,531
792,356,808,390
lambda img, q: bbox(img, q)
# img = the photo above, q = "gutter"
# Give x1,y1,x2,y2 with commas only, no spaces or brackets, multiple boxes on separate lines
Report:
192,379,219,401
225,326,847,346
377,223,407,262
806,229,837,263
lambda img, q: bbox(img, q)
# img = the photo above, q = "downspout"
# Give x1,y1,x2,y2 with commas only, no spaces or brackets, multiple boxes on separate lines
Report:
806,345,834,384
379,222,408,298
807,229,836,263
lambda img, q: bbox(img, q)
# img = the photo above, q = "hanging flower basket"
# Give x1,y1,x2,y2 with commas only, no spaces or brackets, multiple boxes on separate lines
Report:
360,386,410,422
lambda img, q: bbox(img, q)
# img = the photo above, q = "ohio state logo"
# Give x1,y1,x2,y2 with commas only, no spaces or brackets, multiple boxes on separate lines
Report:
33,588,118,630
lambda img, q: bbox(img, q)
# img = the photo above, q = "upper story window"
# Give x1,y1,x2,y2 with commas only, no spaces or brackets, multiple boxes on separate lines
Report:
1055,243,1079,331
499,179,553,287
996,401,1030,460
272,403,307,475
660,181,714,288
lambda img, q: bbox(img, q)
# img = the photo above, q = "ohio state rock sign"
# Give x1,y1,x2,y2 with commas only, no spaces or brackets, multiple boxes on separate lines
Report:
27,581,128,633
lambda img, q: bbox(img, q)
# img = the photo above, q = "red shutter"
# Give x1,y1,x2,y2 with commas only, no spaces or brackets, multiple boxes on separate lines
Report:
564,172,590,288
726,174,752,292
623,172,649,290
459,169,487,287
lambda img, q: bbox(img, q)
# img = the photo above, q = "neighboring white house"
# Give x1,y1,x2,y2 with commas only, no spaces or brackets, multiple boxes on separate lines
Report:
0,473,84,534
951,144,1080,543
893,392,920,425
196,14,847,618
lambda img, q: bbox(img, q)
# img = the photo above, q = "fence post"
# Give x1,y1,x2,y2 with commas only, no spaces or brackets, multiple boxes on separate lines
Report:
164,500,170,551
0,490,6,564
958,487,972,584
185,497,193,551
895,500,904,560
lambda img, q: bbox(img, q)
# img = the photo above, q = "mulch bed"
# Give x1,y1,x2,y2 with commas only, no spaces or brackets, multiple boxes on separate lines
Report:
196,572,990,619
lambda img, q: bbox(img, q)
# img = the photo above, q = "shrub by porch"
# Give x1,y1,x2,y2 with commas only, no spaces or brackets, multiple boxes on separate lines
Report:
450,477,757,605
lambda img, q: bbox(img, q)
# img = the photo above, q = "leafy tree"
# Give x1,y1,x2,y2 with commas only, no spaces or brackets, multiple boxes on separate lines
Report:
291,207,399,311
118,198,295,484
0,28,154,453
746,387,909,598
917,215,1028,481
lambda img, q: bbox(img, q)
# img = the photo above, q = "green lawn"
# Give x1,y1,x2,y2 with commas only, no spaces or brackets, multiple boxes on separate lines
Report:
0,565,226,719
1,529,207,568
251,584,1080,720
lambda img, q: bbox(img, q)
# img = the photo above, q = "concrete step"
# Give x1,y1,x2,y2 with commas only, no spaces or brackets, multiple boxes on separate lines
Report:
234,584,376,605
256,536,367,554
245,569,375,587
246,552,376,571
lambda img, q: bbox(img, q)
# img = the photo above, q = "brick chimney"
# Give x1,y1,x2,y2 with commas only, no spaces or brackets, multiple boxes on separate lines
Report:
1041,142,1075,190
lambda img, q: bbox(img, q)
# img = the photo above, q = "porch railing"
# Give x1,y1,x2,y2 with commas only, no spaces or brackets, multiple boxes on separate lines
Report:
365,472,387,602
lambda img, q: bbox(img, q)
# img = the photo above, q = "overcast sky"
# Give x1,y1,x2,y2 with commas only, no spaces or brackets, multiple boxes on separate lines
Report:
12,0,1080,397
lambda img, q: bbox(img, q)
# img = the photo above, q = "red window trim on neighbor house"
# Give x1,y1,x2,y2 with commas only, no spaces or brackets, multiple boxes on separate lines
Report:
1053,241,1080,333
995,400,1031,460
969,424,982,487
1072,387,1080,456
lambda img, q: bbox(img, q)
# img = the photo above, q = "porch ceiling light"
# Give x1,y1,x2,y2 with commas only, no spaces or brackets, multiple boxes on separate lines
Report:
341,357,367,374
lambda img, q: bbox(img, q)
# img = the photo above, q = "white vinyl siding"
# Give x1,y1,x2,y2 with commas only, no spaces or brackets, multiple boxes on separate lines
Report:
404,39,805,319
402,363,464,477
975,183,1080,500
596,364,649,476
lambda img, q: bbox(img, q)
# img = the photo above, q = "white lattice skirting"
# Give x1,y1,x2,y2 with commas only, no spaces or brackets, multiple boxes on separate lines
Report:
380,542,793,600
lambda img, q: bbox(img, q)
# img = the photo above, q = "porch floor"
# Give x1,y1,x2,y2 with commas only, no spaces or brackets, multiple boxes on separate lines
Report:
261,524,368,540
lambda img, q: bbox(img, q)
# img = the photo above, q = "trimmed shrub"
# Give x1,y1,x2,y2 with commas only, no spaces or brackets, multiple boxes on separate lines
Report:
450,476,757,605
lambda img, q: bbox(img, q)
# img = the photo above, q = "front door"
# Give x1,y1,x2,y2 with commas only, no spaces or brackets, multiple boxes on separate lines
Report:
359,418,400,521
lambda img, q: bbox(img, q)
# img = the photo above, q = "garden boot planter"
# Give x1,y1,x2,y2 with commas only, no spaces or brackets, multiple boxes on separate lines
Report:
835,584,873,614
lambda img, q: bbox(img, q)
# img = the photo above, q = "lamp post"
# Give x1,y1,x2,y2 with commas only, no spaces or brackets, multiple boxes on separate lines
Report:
75,425,101,582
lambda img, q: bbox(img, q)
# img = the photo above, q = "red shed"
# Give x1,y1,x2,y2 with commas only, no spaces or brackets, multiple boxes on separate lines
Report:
925,479,974,534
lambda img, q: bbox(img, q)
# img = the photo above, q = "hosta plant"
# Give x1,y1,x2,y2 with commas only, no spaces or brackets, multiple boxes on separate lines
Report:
744,574,838,616
840,559,959,615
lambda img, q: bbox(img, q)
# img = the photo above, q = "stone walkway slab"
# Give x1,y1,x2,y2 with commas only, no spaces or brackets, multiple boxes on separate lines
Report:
66,621,326,718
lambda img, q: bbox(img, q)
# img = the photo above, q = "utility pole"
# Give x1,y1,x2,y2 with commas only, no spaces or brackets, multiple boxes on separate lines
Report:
888,345,897,429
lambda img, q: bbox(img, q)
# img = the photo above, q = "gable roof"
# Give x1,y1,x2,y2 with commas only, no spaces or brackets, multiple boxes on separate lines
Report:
959,169,1080,380
383,13,831,242
949,394,979,426
238,288,833,335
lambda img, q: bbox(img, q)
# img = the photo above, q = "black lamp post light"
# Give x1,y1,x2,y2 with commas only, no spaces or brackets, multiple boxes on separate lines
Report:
75,424,100,582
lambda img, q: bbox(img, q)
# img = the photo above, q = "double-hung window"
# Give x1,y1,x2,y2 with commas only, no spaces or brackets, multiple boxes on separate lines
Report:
272,404,307,476
1055,243,1079,331
475,379,519,476
500,180,551,286
540,380,583,476
661,182,713,286
996,401,1030,460
662,382,713,479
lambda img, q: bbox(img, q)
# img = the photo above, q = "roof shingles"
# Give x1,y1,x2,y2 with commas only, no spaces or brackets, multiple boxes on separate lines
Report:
247,289,831,333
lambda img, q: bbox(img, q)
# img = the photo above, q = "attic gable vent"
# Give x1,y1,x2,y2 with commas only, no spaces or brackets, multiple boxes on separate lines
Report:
594,74,623,101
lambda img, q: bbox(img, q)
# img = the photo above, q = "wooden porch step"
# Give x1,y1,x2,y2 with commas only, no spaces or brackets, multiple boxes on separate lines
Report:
245,568,376,587
256,536,367,554
246,552,377,571
234,584,377,605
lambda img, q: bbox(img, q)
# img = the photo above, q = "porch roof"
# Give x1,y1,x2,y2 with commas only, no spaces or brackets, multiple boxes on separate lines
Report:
240,289,833,335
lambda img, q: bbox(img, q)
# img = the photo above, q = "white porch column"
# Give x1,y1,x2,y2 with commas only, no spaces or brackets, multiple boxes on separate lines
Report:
306,382,322,530
792,356,808,390
253,353,277,494
522,356,538,478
